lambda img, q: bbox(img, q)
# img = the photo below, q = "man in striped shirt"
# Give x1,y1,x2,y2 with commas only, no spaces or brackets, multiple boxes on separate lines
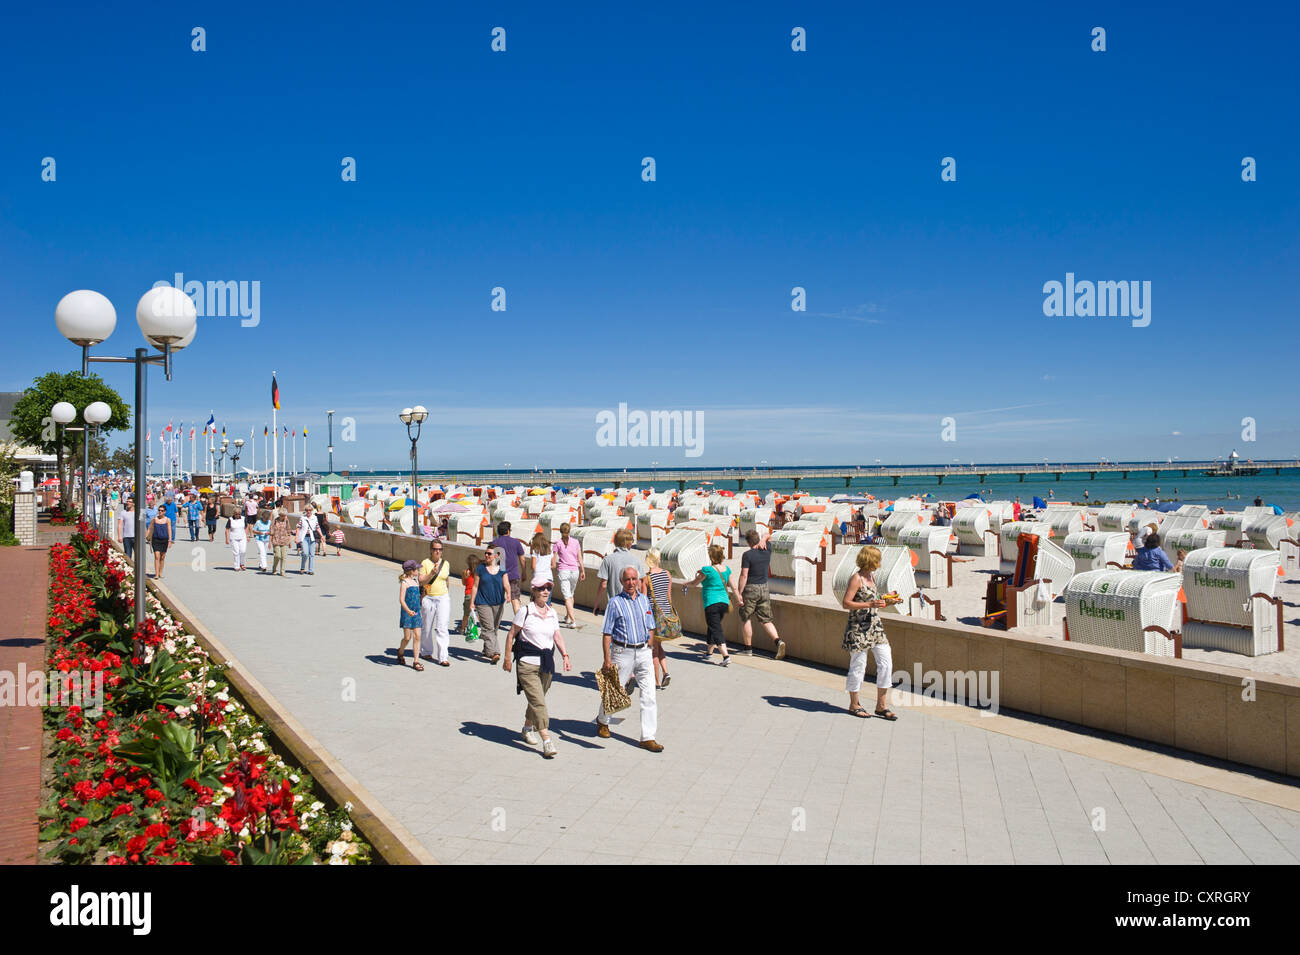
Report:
597,566,663,752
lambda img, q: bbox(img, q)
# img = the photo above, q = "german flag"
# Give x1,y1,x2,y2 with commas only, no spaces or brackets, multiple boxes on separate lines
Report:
272,374,280,410
264,425,268,437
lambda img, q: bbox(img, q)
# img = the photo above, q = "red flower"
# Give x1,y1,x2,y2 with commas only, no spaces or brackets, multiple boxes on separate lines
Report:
145,822,170,839
126,835,149,855
110,804,133,818
69,817,90,832
107,855,127,865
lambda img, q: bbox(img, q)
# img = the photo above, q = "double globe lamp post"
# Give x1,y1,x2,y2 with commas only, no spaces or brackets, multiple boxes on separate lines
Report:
399,406,427,536
49,399,112,522
54,287,197,635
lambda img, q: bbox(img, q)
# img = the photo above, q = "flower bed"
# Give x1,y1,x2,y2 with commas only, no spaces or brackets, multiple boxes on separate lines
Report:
39,521,371,864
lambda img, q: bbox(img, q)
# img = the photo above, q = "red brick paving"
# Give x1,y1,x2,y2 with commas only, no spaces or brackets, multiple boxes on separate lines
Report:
0,546,50,864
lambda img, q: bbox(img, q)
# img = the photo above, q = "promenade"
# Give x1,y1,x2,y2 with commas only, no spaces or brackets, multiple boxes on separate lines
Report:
153,535,1300,864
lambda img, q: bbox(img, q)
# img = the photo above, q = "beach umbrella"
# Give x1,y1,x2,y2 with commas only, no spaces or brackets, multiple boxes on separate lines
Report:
1153,501,1180,512
718,490,735,497
387,497,408,510
1272,504,1284,515
1032,496,1047,509
964,493,982,500
433,501,471,514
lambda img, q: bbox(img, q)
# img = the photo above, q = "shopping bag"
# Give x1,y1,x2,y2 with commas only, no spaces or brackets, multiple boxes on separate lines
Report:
464,617,480,642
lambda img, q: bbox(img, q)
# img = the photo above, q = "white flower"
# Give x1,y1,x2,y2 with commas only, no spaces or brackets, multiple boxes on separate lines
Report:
289,773,300,784
309,801,324,813
344,801,353,813
328,855,347,865
174,705,192,719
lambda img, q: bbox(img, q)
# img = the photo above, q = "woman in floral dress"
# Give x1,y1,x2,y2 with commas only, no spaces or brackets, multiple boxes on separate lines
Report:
841,546,898,720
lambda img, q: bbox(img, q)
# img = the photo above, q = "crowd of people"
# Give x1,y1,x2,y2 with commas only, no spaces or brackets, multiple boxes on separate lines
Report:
377,518,902,761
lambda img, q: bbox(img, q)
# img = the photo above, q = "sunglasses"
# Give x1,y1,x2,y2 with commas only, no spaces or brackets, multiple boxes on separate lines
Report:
535,584,553,591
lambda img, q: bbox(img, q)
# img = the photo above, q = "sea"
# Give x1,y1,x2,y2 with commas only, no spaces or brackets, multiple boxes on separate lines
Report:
326,464,1300,512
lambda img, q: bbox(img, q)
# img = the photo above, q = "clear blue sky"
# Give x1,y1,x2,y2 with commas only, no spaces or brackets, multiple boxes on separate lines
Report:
2,2,1297,470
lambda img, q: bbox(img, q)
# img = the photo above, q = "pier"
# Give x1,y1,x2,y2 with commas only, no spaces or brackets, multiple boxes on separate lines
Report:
427,460,1300,491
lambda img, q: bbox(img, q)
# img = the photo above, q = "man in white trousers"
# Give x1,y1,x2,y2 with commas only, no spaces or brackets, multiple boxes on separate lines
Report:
596,566,663,752
418,541,452,666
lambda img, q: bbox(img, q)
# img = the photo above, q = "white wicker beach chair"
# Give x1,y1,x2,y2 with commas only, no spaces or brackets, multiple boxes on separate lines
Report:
952,506,997,556
1244,515,1292,551
1063,570,1183,656
656,527,709,581
896,525,957,587
1160,527,1226,558
1062,531,1131,573
738,507,774,540
573,525,617,570
1096,504,1137,532
998,521,1051,571
1181,548,1284,655
882,509,933,545
636,509,671,549
1045,508,1085,541
768,530,825,596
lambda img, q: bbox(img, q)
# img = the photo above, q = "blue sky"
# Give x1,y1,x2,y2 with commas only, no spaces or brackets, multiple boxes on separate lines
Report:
2,2,1297,470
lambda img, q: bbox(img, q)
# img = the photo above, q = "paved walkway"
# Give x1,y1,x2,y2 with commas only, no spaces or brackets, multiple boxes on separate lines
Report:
0,547,50,864
155,536,1300,864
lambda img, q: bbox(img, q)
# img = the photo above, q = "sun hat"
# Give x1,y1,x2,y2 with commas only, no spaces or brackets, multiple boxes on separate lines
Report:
402,559,419,572
531,575,552,588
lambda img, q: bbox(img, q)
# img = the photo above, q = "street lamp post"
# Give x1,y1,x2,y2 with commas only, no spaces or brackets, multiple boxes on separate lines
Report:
327,410,335,474
50,401,77,512
219,439,229,486
399,406,428,535
80,401,111,519
55,287,197,640
231,439,244,488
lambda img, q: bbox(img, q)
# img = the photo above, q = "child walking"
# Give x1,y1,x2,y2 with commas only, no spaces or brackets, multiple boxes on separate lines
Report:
396,559,424,670
458,554,480,635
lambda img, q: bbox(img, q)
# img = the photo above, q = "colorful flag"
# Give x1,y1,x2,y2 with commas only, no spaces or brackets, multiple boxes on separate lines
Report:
190,427,195,439
303,427,308,437
272,375,280,410
204,413,215,434
264,425,268,437
146,428,150,442
221,424,226,438
166,419,173,433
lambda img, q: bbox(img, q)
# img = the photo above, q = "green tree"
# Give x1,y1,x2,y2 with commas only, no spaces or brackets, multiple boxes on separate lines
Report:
9,372,131,507
105,442,136,473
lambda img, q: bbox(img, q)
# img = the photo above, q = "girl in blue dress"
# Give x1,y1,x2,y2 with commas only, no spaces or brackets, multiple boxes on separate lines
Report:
396,559,424,670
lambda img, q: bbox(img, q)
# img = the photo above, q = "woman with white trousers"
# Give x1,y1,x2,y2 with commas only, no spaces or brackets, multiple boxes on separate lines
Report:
418,540,452,666
841,546,898,720
297,503,320,575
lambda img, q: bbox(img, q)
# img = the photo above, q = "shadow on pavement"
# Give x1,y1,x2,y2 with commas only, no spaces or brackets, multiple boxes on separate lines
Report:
458,721,536,753
762,695,843,714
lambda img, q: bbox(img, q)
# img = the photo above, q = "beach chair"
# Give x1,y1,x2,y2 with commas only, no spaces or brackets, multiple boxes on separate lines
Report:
1096,504,1137,532
672,502,707,524
635,509,670,549
572,525,617,571
881,509,933,546
656,527,709,581
1282,513,1300,566
829,545,939,619
1045,508,1085,541
1180,548,1284,656
998,521,1051,572
674,520,735,559
1062,532,1131,573
767,529,825,596
1062,570,1183,656
1243,514,1293,551
953,506,998,557
738,507,774,541
1160,527,1226,557
1208,512,1249,546
538,506,578,543
447,510,488,546
896,525,958,587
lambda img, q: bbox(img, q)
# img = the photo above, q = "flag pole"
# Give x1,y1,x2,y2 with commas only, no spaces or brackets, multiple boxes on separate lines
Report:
272,375,278,500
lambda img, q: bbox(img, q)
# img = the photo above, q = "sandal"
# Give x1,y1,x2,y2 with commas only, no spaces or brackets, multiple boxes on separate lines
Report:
395,652,406,667
848,706,870,718
412,661,425,671
438,660,450,667
874,708,898,721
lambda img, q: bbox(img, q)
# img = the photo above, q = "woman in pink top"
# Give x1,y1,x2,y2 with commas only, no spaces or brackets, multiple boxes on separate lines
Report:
552,522,584,628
